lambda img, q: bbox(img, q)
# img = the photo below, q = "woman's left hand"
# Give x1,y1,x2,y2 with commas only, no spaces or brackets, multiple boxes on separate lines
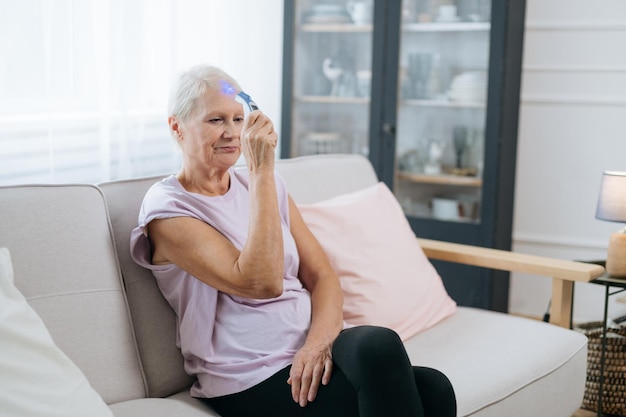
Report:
287,342,334,407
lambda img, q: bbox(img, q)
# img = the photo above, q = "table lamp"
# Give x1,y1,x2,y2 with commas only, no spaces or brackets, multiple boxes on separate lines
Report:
595,171,626,277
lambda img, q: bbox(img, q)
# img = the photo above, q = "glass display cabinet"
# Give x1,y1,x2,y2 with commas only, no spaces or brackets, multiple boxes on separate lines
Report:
281,0,526,310
283,0,375,158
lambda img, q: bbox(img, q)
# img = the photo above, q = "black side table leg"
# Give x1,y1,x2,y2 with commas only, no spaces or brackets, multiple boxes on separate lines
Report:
598,283,610,417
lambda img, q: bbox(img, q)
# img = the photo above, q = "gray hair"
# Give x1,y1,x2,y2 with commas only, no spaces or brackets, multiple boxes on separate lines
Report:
168,65,241,122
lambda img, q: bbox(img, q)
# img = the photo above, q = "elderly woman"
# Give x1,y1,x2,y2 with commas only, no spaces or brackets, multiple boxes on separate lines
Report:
130,64,456,417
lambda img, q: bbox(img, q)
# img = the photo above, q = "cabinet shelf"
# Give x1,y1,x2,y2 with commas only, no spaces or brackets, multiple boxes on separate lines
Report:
403,22,490,32
401,98,485,108
300,23,373,33
296,96,484,108
299,22,490,33
297,95,369,104
397,171,482,187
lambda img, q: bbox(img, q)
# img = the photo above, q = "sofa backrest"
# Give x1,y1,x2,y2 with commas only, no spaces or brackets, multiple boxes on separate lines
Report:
274,154,379,204
100,176,195,398
0,184,145,404
98,153,379,398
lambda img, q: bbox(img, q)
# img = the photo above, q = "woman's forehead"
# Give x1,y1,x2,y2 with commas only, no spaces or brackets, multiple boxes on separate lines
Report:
193,87,241,114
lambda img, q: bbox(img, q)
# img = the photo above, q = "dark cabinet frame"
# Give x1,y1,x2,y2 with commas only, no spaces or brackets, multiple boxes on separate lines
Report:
281,0,526,312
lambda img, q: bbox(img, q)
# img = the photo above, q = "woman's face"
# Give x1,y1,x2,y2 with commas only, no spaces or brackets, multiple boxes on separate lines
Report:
178,87,244,171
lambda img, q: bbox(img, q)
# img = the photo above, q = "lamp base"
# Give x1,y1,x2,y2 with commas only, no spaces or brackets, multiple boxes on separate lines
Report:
606,231,626,278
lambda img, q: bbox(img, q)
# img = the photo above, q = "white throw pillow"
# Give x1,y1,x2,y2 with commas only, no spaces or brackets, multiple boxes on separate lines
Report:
298,182,457,341
0,247,113,417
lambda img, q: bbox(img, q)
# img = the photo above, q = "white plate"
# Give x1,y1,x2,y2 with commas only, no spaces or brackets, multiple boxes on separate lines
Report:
304,132,343,142
306,14,352,23
434,16,462,23
311,4,344,13
448,93,486,101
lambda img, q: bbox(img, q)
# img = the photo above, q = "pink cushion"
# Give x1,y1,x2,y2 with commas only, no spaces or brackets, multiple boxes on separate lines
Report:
297,182,457,340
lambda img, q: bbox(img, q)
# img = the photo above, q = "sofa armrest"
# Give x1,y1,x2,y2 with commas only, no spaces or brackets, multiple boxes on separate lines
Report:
417,238,606,329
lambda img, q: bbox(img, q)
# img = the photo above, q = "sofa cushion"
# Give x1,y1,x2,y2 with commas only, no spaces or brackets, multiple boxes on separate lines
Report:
110,390,219,417
405,307,588,417
298,182,457,340
0,185,145,404
0,247,113,417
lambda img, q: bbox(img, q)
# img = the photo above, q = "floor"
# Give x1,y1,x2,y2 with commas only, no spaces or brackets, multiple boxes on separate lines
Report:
572,409,596,417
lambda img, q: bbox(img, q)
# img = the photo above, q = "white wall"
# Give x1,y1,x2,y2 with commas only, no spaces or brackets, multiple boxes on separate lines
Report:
510,0,626,323
172,0,284,135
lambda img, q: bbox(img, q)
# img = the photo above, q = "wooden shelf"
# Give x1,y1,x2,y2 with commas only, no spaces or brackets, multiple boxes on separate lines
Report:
297,95,369,104
397,171,482,187
401,98,486,108
299,22,489,33
296,96,484,108
300,23,372,33
403,22,490,32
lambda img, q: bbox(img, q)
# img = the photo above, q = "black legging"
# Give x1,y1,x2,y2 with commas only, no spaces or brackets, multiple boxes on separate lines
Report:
202,326,457,417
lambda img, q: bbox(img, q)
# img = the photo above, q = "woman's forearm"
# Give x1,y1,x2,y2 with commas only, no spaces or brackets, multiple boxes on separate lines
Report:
304,275,344,348
236,171,285,297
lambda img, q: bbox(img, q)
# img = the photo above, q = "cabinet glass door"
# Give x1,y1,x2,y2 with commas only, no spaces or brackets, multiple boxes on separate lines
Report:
287,0,374,158
394,0,491,224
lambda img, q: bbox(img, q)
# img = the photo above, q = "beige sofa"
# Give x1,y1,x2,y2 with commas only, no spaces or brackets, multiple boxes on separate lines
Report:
0,154,603,416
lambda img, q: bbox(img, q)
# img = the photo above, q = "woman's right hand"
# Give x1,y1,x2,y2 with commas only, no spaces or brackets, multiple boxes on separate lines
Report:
288,341,334,407
241,110,278,174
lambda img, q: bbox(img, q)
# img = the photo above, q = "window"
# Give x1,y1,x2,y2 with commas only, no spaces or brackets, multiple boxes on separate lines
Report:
0,0,284,185
0,0,183,184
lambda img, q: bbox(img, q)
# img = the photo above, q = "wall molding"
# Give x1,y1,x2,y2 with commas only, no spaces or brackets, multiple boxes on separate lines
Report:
523,66,626,73
526,21,626,31
521,95,626,107
513,232,606,251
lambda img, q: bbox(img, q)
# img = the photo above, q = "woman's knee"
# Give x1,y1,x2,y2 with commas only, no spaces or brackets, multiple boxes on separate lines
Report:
334,325,406,365
415,367,454,389
413,367,457,412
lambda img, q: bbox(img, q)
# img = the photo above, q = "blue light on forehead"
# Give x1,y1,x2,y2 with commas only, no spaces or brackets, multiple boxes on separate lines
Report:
220,79,236,96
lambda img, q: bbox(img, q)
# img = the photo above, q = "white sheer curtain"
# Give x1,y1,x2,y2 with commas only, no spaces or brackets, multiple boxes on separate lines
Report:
0,0,177,184
0,0,282,184
0,0,283,186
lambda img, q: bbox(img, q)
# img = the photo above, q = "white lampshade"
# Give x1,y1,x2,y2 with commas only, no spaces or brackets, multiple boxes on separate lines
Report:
595,171,626,223
596,171,626,278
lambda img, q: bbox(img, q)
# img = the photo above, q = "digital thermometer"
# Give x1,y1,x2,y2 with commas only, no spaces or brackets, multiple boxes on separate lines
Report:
236,91,259,118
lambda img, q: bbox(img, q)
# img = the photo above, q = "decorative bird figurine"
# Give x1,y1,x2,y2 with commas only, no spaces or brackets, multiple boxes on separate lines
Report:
323,57,343,96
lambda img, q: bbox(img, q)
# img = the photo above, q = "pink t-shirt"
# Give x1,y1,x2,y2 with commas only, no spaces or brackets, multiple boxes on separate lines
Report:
130,168,311,398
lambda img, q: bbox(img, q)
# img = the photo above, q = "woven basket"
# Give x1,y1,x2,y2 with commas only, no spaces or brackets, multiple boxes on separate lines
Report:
575,317,626,416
